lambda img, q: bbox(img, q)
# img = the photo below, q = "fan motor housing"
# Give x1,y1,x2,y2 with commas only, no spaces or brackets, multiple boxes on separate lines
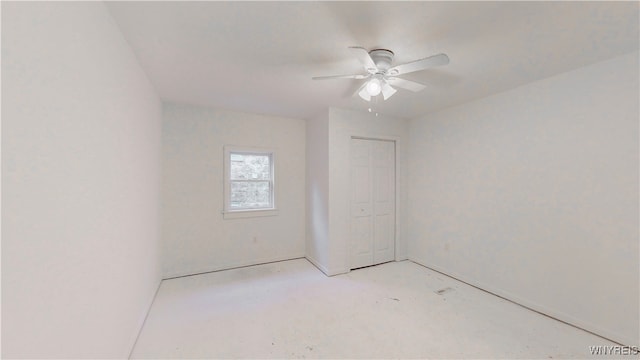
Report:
369,49,394,71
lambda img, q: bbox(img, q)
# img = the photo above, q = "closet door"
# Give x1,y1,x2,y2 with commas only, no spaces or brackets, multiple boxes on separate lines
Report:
349,138,395,269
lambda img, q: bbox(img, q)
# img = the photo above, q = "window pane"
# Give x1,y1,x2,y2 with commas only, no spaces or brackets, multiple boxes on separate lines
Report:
230,181,271,209
230,154,271,180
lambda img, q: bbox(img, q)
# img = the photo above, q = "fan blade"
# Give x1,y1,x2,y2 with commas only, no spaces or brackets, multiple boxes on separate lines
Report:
312,74,369,80
349,46,378,74
386,77,427,92
381,82,397,100
355,82,371,102
387,53,449,76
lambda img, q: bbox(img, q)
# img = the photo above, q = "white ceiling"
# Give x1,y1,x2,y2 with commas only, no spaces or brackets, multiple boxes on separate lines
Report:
106,1,639,120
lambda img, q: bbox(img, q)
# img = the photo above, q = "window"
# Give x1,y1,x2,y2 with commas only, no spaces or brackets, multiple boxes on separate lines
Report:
223,146,277,219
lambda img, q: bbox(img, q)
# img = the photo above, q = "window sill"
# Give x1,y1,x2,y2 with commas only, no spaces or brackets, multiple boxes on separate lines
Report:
223,208,279,220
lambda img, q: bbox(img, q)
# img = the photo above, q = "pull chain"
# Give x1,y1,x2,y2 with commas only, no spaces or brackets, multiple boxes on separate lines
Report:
368,95,380,117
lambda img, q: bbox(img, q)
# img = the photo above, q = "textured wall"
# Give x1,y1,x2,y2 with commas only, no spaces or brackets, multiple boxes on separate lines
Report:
408,52,639,345
2,2,162,357
162,103,306,278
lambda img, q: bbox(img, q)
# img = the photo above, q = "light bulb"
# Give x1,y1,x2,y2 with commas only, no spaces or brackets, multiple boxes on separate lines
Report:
366,78,382,96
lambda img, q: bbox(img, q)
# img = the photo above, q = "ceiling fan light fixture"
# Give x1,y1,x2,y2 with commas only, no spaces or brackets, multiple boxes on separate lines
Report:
315,47,449,103
381,82,397,100
358,86,372,101
365,78,382,96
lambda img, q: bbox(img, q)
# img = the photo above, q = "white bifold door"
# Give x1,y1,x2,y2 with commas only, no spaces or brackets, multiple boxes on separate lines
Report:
350,138,396,270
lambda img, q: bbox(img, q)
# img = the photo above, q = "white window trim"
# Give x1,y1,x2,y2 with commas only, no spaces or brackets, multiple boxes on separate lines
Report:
223,145,278,220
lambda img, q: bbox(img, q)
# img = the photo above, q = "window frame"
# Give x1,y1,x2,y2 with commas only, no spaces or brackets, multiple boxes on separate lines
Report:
223,145,278,219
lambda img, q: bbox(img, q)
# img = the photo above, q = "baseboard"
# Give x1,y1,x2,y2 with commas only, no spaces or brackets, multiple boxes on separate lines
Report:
329,268,350,276
162,254,306,280
305,255,330,276
395,254,409,262
409,258,636,347
126,277,162,359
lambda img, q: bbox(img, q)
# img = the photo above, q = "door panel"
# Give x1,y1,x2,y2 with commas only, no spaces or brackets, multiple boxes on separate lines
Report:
375,171,389,202
374,214,393,262
350,138,395,270
373,140,395,264
349,139,374,268
353,216,372,254
352,166,370,204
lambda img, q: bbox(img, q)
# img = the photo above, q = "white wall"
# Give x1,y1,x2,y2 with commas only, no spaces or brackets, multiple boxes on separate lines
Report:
327,108,409,275
408,51,639,346
305,110,330,274
2,2,162,358
162,103,306,278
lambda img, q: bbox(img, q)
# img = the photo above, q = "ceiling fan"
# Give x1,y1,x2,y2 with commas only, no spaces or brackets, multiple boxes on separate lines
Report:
313,47,449,102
